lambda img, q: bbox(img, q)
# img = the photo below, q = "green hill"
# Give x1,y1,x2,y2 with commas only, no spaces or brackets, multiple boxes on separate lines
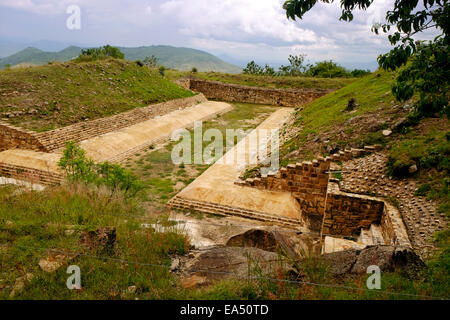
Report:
0,58,194,131
0,45,242,73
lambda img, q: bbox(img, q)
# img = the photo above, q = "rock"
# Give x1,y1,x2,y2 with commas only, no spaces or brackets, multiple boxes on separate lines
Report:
321,245,425,277
226,229,321,261
170,258,180,271
178,247,293,288
181,275,208,289
226,229,277,252
127,285,137,294
321,249,360,277
9,273,34,298
65,229,75,236
409,164,418,174
38,252,78,273
79,227,116,253
392,117,408,132
382,129,392,136
5,220,15,228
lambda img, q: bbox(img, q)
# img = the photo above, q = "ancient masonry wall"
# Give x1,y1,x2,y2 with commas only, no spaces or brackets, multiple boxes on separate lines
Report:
0,162,63,185
236,146,381,231
179,78,332,108
322,182,384,236
0,122,47,152
0,94,207,152
235,145,411,247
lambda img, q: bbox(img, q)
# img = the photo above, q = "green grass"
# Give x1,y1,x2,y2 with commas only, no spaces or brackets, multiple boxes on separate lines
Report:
280,70,401,161
387,118,449,216
0,184,189,300
166,70,356,90
0,58,194,131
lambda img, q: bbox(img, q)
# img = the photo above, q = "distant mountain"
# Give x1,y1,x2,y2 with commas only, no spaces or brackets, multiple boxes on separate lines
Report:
0,46,82,67
0,45,242,73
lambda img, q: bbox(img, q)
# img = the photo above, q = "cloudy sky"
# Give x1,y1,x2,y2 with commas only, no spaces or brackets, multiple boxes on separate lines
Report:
0,0,437,69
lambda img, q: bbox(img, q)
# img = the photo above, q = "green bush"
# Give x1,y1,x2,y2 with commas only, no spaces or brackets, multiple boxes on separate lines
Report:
306,60,351,78
76,45,124,62
58,141,144,197
158,65,166,77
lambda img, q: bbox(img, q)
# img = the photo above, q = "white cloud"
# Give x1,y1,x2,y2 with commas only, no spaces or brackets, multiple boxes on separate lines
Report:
160,0,317,43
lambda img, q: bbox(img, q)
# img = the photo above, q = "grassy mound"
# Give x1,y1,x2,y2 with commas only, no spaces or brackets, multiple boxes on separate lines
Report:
0,58,194,131
281,70,407,161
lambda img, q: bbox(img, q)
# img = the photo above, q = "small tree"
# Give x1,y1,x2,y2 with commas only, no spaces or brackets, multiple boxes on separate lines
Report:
143,55,159,67
158,65,166,77
243,61,264,75
283,0,449,116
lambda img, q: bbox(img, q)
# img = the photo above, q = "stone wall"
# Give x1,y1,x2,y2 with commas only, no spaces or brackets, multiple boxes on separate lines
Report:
0,162,62,185
184,79,331,107
0,122,48,152
35,94,207,151
1,94,207,152
322,182,385,237
381,202,411,247
236,145,382,231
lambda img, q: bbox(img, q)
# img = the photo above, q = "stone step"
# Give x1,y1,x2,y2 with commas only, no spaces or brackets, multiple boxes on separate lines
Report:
358,228,374,245
369,224,385,245
168,197,303,228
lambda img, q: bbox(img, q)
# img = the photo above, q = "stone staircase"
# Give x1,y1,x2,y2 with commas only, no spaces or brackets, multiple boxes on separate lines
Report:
168,196,305,229
357,224,385,246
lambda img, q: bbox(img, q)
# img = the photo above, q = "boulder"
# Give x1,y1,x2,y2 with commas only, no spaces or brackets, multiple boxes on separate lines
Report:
226,228,321,260
38,252,78,273
226,229,277,252
178,247,294,288
321,245,425,277
9,273,34,298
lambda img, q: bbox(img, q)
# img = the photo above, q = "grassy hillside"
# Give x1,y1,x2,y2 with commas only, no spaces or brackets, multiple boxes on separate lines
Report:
0,58,194,131
166,70,355,90
119,46,241,73
0,46,242,73
280,70,406,161
0,47,81,68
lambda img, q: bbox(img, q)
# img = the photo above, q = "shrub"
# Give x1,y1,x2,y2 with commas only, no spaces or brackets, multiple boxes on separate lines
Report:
76,45,124,62
143,55,159,68
158,66,166,77
58,141,144,197
191,67,198,73
306,60,351,78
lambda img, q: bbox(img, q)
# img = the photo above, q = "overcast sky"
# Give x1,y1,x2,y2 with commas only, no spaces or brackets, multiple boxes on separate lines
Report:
0,0,438,69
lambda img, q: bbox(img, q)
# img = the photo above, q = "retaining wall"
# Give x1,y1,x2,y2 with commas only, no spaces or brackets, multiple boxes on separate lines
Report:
181,78,331,107
0,162,62,185
0,122,47,152
0,94,207,152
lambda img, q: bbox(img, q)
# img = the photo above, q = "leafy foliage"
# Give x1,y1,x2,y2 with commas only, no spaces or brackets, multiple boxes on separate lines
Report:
243,55,370,78
143,55,159,67
58,141,144,197
283,0,449,116
76,45,125,62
